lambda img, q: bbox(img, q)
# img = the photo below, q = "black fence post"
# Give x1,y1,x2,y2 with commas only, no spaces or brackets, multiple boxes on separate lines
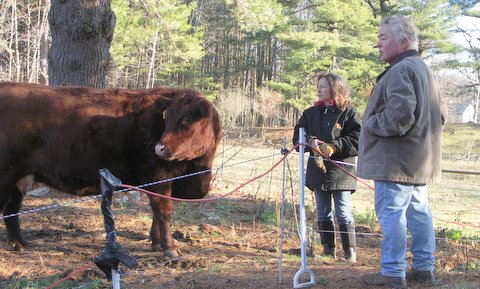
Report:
94,169,138,282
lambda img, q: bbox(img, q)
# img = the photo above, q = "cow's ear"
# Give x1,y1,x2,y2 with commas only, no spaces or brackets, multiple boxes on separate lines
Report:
155,98,172,111
197,100,211,117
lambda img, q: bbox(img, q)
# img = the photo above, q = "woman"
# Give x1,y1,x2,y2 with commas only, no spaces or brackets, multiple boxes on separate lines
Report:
292,72,361,262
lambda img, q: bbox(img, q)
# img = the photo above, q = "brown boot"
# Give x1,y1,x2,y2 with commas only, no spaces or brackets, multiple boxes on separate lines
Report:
363,272,407,288
406,269,437,284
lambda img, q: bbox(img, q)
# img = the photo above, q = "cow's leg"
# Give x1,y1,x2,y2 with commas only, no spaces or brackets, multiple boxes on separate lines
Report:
0,168,28,251
148,193,177,257
4,187,27,251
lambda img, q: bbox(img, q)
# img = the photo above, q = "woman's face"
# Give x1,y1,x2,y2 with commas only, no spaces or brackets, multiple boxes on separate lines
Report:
317,77,333,105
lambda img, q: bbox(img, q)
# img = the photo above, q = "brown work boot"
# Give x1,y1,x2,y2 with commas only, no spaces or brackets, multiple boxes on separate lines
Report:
363,272,407,289
406,269,437,284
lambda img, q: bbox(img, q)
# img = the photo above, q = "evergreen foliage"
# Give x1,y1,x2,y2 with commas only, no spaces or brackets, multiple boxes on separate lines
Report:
1,0,477,125
110,0,204,88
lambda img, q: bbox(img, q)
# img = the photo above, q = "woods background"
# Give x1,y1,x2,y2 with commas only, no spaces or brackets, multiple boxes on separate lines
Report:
1,0,479,128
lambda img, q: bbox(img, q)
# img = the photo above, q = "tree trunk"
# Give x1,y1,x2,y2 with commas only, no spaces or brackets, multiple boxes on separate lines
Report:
48,0,115,87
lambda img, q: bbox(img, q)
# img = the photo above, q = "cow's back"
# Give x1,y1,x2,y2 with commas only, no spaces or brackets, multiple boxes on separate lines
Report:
0,82,172,192
0,82,188,117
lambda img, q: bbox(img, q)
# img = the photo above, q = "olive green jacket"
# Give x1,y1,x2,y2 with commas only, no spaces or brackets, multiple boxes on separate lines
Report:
358,50,446,184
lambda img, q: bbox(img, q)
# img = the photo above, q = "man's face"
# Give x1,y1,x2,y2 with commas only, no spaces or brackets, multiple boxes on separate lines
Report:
376,23,406,64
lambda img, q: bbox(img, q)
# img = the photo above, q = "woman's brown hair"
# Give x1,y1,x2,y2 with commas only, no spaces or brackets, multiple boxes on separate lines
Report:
317,72,353,111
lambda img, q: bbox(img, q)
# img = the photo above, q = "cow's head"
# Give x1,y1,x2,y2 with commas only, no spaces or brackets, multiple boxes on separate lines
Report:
154,92,219,161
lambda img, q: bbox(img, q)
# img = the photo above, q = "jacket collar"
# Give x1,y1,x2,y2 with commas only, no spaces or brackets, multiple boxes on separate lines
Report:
376,50,419,82
314,99,335,107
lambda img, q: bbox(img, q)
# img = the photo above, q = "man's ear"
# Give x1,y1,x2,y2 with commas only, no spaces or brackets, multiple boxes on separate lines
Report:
401,37,410,50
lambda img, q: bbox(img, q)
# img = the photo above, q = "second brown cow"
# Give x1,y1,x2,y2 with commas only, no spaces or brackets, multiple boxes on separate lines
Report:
0,82,222,257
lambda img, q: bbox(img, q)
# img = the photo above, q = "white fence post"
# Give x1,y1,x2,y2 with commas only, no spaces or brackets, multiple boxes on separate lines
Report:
278,136,287,284
111,269,121,289
293,127,316,288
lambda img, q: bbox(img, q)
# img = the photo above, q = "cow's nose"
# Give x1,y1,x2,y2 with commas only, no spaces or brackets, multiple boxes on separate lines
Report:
155,143,167,157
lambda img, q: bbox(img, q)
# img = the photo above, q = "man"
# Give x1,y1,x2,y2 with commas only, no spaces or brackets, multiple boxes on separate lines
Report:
358,15,445,289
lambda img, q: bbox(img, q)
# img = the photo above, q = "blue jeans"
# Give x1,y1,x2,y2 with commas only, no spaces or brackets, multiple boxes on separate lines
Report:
314,190,354,224
374,181,436,278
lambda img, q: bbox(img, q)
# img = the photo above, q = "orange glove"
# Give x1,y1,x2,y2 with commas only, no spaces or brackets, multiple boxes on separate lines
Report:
319,143,335,157
313,145,327,173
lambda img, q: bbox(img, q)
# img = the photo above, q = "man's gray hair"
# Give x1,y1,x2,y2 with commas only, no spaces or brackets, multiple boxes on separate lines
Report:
381,15,419,51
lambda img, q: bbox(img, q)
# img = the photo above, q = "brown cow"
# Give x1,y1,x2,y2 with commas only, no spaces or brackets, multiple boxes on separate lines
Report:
0,82,222,257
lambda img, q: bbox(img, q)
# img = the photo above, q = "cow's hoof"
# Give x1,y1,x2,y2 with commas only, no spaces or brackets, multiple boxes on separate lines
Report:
151,244,162,252
163,249,180,258
9,240,27,252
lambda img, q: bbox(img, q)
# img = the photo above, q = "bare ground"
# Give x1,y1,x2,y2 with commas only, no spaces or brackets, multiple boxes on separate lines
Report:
0,189,479,289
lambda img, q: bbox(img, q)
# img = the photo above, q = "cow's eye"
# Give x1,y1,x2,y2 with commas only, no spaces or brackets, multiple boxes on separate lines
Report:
181,115,192,125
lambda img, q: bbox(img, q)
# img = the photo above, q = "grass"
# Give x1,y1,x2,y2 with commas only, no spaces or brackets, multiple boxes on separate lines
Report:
353,210,378,229
443,123,480,161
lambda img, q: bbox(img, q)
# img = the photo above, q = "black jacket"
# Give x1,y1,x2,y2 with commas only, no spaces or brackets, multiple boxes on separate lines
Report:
293,105,361,192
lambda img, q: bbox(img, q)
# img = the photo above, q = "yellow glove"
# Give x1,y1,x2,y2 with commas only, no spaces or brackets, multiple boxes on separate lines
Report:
313,145,327,173
319,143,336,157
